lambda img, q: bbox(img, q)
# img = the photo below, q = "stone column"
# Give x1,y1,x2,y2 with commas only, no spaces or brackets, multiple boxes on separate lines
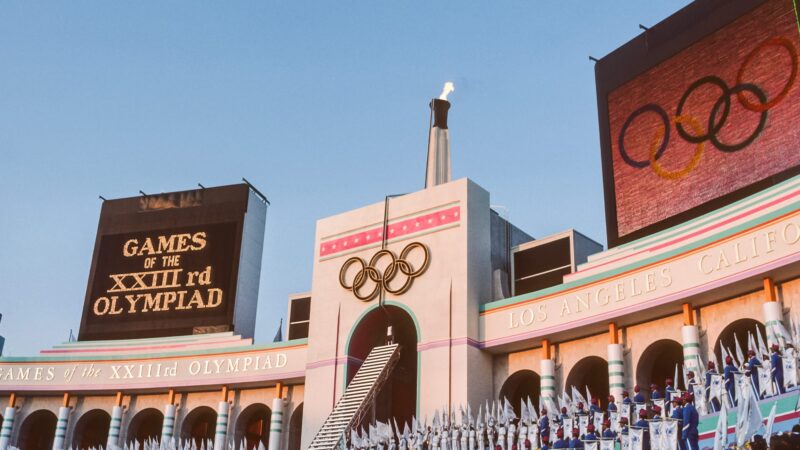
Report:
608,324,625,402
539,340,557,412
214,400,230,450
763,278,786,346
107,405,124,449
52,405,70,450
161,404,177,442
268,397,285,450
681,304,702,375
0,405,16,450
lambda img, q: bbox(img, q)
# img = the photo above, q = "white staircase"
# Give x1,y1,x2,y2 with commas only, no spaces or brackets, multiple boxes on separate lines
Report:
308,343,401,450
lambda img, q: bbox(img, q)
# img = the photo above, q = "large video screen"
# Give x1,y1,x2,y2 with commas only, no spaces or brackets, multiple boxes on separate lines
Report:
598,0,800,246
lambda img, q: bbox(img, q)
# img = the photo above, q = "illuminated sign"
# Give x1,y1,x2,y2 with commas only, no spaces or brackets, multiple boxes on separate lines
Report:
596,0,800,247
79,184,267,341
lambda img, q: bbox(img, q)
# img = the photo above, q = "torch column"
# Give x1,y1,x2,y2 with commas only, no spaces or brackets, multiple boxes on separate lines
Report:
0,395,16,450
763,278,786,346
268,383,285,450
107,392,124,449
607,324,625,402
214,387,230,450
539,341,557,411
161,390,177,442
52,394,71,450
682,304,702,374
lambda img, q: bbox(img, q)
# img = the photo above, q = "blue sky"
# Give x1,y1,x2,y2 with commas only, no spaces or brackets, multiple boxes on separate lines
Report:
0,1,690,355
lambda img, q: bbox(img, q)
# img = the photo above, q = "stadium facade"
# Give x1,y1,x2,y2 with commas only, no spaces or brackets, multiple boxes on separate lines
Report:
2,0,800,449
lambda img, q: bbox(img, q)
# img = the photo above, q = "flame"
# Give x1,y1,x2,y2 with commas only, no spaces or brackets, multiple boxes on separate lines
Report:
438,82,455,101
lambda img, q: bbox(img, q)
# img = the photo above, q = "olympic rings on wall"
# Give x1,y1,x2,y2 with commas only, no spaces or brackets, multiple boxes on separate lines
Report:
618,35,798,179
338,242,430,302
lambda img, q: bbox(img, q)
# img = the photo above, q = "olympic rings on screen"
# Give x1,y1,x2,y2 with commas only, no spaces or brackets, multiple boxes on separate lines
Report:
339,242,430,302
617,35,798,177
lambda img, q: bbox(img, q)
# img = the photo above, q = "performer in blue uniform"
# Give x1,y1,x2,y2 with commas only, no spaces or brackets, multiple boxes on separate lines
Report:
650,383,662,401
569,428,584,449
771,343,785,394
584,424,599,441
539,409,550,441
670,397,685,450
634,409,650,450
633,385,646,403
552,429,568,449
723,356,738,406
665,378,676,402
607,395,617,413
622,390,632,405
747,349,762,397
681,393,699,450
601,420,616,439
618,417,629,437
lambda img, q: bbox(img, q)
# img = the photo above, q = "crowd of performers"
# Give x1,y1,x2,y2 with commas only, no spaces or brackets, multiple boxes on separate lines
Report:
345,332,800,450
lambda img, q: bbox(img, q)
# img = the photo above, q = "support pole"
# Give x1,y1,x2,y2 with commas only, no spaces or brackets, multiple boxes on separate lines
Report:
0,395,16,450
269,383,285,450
53,394,70,450
214,387,230,450
107,392,124,449
162,390,177,442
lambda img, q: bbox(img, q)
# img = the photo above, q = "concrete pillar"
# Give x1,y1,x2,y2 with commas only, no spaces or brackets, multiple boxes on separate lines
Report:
214,400,230,450
269,397,285,450
107,405,124,449
539,340,557,412
763,279,785,346
161,403,177,441
52,406,70,450
682,325,702,373
0,406,16,450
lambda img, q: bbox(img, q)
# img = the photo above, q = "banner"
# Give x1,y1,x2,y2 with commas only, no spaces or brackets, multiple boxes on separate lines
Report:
600,439,615,450
578,414,590,437
663,420,678,450
649,421,663,450
629,428,644,450
783,355,798,389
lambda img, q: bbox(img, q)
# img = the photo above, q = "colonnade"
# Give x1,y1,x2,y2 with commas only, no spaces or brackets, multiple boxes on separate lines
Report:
535,276,790,405
0,384,291,450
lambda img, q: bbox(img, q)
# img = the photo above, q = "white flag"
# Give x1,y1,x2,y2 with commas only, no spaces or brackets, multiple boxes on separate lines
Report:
600,439,615,450
663,420,678,450
709,373,723,403
629,428,644,450
578,414,590,437
621,434,631,450
692,384,707,415
757,366,772,397
593,412,604,433
783,354,798,389
765,401,777,447
584,442,598,450
712,401,728,450
648,421,663,450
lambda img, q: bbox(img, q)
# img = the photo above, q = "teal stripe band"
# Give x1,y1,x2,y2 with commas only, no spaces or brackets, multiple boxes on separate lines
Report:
610,383,626,388
273,411,284,415
541,387,555,391
684,355,700,361
608,360,624,366
270,428,282,432
1,433,10,438
541,375,556,380
609,371,624,376
216,431,226,436
683,343,700,348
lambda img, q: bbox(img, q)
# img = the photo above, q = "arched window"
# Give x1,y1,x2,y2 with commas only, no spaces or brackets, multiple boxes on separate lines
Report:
288,403,304,450
18,409,57,450
636,339,683,395
234,403,271,450
499,370,541,417
126,408,163,444
565,356,609,408
714,318,765,363
180,406,217,447
72,409,111,449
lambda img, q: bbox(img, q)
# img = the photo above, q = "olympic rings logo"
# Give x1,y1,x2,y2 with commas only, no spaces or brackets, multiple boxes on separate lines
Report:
338,242,430,302
618,36,798,180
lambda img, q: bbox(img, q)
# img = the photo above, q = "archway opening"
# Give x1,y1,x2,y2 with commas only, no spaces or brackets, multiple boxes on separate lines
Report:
347,304,418,428
127,408,163,444
72,409,111,449
636,339,683,395
234,403,271,450
499,370,541,416
288,403,303,450
18,409,57,450
714,318,765,364
565,356,609,409
180,406,217,446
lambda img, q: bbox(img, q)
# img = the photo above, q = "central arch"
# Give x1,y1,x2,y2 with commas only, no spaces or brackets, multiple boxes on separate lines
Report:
72,409,111,449
18,409,57,450
636,339,683,395
346,303,419,428
499,370,541,417
180,406,217,446
234,403,272,450
565,356,609,409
